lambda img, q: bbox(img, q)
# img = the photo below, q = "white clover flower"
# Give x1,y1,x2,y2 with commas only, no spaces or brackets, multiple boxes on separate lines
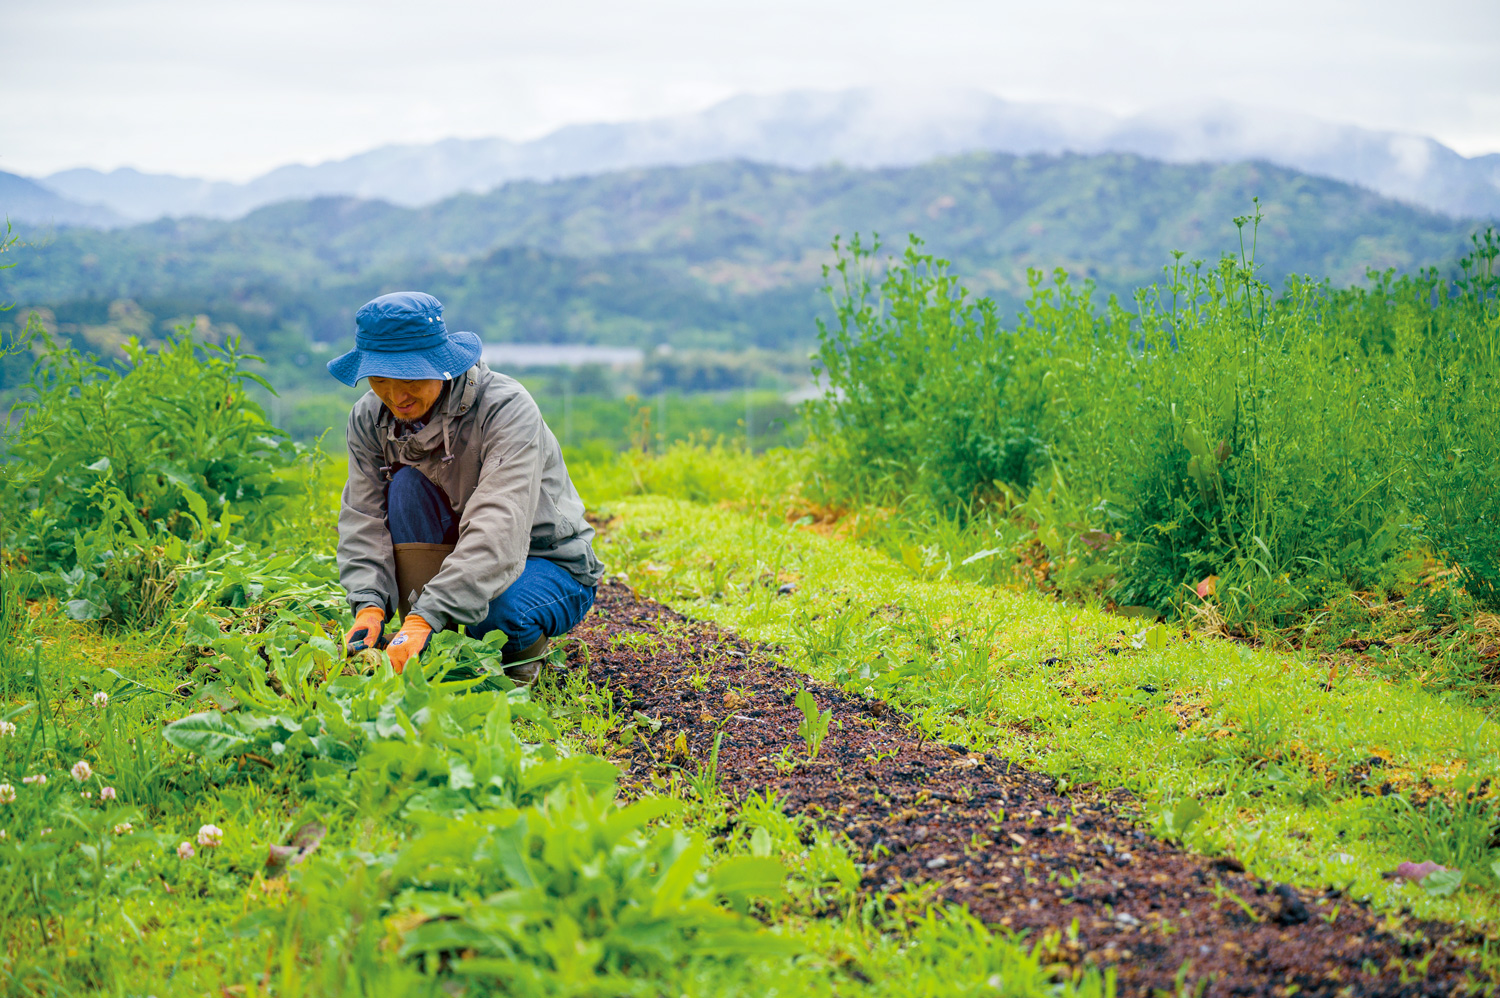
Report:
22,774,46,786
176,841,195,859
93,691,109,707
0,784,14,804
100,786,117,801
0,829,6,839
196,824,223,848
71,760,93,782
0,721,16,737
81,791,93,800
112,822,133,835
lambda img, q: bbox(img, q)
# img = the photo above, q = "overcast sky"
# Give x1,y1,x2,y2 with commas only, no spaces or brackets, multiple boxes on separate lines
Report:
4,0,1497,181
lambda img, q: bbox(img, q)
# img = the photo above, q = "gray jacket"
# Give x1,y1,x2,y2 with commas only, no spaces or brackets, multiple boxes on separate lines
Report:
337,362,603,629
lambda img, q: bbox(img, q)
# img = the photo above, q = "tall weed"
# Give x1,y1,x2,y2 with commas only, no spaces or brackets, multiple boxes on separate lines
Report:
8,330,304,566
812,234,1052,512
3,330,313,626
1402,230,1500,608
810,219,1500,622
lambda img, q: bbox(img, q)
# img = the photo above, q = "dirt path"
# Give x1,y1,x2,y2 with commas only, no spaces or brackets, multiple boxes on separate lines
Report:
570,584,1489,996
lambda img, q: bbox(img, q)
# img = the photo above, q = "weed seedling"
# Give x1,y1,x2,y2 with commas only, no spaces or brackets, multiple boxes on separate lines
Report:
795,688,832,759
687,731,723,804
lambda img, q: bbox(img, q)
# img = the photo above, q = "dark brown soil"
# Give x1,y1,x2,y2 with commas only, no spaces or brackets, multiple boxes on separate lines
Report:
568,583,1493,997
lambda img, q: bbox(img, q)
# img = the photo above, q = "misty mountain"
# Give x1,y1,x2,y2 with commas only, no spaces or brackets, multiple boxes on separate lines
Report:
29,90,1500,225
3,152,1481,395
0,171,124,229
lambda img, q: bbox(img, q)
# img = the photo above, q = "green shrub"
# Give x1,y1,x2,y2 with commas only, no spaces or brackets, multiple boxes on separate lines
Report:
811,219,1500,621
7,330,304,569
1402,230,1500,609
811,235,1055,515
1,330,314,626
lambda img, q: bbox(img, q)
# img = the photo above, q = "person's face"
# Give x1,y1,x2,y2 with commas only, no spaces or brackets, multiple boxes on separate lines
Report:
368,376,444,422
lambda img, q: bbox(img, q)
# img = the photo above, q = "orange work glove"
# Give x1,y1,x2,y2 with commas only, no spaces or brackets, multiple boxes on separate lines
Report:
386,615,434,674
343,606,387,657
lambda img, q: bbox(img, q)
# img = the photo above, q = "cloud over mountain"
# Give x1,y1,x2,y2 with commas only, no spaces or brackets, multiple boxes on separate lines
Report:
23,90,1500,227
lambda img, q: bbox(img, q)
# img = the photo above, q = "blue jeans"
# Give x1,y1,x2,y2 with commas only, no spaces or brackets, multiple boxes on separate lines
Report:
387,466,595,655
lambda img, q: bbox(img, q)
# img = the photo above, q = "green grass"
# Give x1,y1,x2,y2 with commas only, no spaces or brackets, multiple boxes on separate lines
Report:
0,612,1115,996
594,492,1500,929
808,225,1500,629
5,302,1499,993
0,487,1111,996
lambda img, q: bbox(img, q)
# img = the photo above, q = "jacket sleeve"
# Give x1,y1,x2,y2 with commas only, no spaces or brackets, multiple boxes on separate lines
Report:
411,396,543,631
336,408,398,617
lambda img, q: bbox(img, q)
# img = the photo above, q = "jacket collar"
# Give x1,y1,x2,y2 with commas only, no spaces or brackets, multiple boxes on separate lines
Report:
376,363,486,465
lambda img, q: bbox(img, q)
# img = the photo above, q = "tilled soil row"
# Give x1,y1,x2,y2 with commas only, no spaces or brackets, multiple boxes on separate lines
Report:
569,583,1490,996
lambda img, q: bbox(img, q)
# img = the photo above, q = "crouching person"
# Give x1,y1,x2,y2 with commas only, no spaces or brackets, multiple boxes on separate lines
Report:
329,291,604,681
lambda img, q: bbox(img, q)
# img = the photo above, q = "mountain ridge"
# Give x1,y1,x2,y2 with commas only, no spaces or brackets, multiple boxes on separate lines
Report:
0,171,124,229
23,90,1500,225
2,152,1481,382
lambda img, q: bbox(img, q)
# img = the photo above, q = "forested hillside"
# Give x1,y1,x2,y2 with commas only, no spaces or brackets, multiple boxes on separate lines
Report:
1,152,1479,391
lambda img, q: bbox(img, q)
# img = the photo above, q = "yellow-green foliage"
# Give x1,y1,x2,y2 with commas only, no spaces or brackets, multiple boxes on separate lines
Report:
571,438,811,511
810,229,1500,617
599,494,1500,927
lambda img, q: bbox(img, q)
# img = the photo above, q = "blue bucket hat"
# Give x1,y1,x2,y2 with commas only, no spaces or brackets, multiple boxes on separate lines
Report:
326,291,482,387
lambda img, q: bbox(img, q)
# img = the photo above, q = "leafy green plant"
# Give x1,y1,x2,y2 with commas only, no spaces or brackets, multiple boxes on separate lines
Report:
795,687,832,760
1403,232,1500,609
740,791,860,903
164,614,615,815
811,220,1500,630
812,234,1049,515
376,784,791,988
1155,798,1208,845
688,730,725,804
9,330,305,570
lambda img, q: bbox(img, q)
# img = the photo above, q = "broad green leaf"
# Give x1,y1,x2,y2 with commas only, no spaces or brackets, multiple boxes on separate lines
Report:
603,796,678,845
492,824,539,890
1170,798,1207,838
448,757,475,791
1422,868,1464,897
65,598,108,621
750,827,773,858
651,833,706,913
162,711,251,759
709,856,787,912
174,479,212,532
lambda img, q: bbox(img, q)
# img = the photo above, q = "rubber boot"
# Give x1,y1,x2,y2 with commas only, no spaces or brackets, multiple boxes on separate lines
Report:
503,635,550,686
392,543,456,617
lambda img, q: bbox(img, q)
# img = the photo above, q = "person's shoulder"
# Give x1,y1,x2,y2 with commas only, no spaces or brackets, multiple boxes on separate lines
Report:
347,390,385,433
349,389,383,419
474,366,541,421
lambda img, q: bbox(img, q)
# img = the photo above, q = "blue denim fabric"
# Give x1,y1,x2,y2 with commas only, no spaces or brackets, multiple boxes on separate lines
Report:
387,465,461,545
386,466,595,656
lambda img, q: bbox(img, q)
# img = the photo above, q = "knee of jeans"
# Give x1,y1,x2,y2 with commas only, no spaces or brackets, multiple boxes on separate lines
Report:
386,467,428,511
489,601,530,638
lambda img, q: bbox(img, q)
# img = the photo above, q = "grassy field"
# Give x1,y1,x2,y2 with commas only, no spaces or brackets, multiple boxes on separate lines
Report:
4,451,1498,994
3,221,1499,994
598,489,1500,925
0,455,1129,996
